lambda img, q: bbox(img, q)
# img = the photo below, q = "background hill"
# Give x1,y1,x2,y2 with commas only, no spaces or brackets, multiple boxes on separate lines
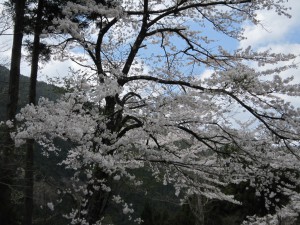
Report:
0,65,61,121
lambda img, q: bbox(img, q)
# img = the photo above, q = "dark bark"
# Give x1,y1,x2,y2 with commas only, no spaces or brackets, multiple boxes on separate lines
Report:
23,1,43,225
122,0,149,76
24,139,35,225
77,98,117,223
79,2,151,222
7,0,26,120
0,1,27,225
0,129,19,225
84,170,111,225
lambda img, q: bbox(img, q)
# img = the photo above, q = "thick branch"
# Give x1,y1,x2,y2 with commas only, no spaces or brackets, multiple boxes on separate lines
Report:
147,0,252,27
119,75,298,142
95,18,118,74
122,0,149,75
117,115,143,138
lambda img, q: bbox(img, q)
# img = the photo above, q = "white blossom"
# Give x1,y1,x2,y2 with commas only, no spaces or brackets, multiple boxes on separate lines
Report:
12,0,300,223
47,202,54,211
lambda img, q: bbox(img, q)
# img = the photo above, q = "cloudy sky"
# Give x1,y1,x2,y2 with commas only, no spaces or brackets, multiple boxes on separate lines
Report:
0,0,299,83
240,1,300,49
240,0,300,80
243,1,300,106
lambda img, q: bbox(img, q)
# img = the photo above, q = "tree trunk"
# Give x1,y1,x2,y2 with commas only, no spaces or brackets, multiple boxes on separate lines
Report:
7,0,26,120
0,1,26,225
79,97,117,224
188,195,205,225
23,1,43,225
85,170,111,225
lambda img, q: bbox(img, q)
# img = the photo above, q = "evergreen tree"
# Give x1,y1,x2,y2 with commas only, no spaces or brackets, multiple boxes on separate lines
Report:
23,0,44,224
0,1,27,224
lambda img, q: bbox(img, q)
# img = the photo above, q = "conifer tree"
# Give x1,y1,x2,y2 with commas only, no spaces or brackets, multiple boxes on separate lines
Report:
0,0,27,224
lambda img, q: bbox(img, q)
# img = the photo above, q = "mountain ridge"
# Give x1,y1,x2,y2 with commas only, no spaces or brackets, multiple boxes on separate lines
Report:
0,65,61,121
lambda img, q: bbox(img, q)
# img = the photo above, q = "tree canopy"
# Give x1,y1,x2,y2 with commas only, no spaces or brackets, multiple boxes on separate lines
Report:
4,0,300,224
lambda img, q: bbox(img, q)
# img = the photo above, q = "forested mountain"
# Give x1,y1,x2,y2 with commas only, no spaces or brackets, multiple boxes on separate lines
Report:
0,65,69,224
0,65,61,121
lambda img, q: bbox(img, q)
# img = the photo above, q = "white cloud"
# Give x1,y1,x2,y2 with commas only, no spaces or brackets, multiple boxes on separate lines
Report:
257,43,300,82
258,43,300,107
240,1,300,49
38,59,84,82
200,69,214,81
238,1,300,108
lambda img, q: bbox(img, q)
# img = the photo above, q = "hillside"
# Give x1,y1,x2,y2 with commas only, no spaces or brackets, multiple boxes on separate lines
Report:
0,65,62,121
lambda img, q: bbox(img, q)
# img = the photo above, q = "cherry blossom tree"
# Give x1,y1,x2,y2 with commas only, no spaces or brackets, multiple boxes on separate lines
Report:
11,0,300,224
0,5,11,67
